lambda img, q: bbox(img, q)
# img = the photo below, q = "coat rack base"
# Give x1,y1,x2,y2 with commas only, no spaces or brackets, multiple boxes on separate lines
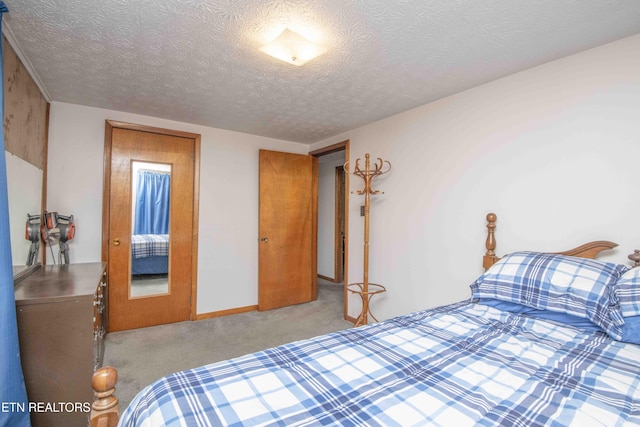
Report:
348,283,386,327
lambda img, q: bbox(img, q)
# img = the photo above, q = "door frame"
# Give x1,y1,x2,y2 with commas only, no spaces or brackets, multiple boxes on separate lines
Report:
101,120,201,323
334,165,345,284
310,140,354,323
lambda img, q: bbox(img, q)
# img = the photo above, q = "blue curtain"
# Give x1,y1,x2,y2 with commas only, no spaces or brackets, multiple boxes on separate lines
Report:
0,3,31,426
134,171,170,235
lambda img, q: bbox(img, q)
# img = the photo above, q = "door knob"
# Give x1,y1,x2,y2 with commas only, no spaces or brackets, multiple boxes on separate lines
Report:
260,237,268,243
112,238,121,246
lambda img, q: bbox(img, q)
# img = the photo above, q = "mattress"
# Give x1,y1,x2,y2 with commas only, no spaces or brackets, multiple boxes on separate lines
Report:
119,301,640,426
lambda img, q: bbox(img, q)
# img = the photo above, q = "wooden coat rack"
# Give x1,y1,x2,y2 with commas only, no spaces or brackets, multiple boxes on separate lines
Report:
344,153,391,326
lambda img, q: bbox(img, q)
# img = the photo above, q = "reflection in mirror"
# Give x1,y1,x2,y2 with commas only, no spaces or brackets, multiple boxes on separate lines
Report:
6,151,43,270
130,161,171,298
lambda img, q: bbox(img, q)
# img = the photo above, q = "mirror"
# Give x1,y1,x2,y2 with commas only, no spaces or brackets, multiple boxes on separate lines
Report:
130,161,171,298
4,35,49,278
6,151,43,274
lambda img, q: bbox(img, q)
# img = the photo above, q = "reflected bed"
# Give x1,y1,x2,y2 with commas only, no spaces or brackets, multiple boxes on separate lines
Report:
130,234,168,275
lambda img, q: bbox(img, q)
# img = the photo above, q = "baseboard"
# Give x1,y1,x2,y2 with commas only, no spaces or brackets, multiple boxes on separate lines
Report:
318,274,338,283
195,304,258,320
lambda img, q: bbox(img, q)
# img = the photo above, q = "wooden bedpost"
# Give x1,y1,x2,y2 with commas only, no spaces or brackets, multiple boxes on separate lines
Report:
483,213,498,271
91,366,119,427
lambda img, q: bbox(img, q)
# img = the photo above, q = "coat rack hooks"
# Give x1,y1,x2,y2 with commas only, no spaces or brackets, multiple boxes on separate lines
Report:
343,153,391,326
343,155,391,196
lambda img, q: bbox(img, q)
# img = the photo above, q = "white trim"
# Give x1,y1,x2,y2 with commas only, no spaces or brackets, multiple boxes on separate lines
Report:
2,21,52,102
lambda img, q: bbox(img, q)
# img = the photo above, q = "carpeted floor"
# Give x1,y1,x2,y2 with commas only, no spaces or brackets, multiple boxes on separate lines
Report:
103,280,352,410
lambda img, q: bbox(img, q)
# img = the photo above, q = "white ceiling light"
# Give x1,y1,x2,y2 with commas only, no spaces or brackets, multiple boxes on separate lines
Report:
260,28,326,66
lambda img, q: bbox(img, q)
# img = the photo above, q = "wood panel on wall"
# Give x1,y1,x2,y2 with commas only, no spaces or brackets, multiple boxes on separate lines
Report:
2,35,48,170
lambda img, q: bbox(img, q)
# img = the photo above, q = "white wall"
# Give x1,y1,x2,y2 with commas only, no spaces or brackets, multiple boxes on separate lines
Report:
312,34,640,321
317,151,346,279
47,102,308,315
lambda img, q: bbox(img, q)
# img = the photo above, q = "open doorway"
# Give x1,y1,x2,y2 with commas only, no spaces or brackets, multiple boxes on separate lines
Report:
310,140,352,322
316,152,345,284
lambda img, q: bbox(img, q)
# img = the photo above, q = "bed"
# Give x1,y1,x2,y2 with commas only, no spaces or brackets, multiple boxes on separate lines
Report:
90,213,640,426
130,234,169,275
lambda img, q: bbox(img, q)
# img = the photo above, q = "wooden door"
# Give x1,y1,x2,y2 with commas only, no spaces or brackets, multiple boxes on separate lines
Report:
104,122,199,331
258,150,318,311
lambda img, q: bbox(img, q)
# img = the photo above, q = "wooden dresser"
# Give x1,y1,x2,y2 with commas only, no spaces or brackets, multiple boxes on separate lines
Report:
14,262,108,427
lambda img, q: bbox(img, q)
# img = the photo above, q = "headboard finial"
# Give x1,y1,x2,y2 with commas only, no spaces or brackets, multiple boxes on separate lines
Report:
91,366,119,426
485,213,497,255
483,213,498,270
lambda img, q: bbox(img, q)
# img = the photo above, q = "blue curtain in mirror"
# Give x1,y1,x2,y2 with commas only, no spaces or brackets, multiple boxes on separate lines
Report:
134,171,170,235
0,3,31,426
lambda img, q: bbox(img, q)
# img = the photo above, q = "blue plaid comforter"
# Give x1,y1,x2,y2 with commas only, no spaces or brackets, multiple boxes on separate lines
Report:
131,234,169,259
118,302,640,426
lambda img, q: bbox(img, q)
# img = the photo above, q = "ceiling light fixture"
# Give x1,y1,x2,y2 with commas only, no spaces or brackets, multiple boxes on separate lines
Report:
260,28,326,66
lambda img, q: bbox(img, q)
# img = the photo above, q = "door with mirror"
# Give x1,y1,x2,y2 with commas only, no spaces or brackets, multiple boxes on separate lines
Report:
104,122,199,332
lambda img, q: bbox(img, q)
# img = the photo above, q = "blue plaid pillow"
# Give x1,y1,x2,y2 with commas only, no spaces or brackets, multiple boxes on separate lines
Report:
470,252,628,339
616,268,640,317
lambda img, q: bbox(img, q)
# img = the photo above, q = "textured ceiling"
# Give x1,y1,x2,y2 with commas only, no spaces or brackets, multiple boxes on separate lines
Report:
3,0,640,144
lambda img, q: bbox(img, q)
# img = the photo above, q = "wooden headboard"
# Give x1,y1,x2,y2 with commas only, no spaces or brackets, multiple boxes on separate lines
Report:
482,213,619,270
